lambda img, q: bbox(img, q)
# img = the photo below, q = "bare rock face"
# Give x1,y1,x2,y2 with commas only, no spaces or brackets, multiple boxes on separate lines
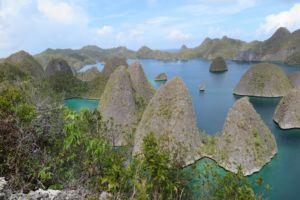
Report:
102,57,128,78
234,63,292,97
128,61,155,104
209,56,228,72
8,189,93,200
273,90,300,129
0,177,7,199
288,71,300,89
235,48,260,62
5,50,44,78
99,66,138,146
155,73,167,81
215,97,277,175
45,58,73,77
133,77,202,166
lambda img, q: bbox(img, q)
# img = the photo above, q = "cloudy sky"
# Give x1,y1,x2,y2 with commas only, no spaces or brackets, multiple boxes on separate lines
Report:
0,0,300,57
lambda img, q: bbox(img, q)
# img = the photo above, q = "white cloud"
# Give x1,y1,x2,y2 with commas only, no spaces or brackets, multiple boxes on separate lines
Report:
258,3,300,34
37,0,87,24
168,29,191,40
96,25,113,35
0,0,97,57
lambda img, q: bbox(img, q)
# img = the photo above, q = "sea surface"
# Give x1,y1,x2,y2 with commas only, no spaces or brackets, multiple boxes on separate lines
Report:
66,59,300,200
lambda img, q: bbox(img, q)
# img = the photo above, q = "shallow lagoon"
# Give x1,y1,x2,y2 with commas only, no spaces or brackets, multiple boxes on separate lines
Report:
64,98,99,112
70,59,300,199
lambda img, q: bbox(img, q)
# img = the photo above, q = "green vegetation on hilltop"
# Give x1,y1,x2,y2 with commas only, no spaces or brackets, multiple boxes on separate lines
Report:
35,48,95,71
44,71,88,98
2,50,44,79
45,58,73,77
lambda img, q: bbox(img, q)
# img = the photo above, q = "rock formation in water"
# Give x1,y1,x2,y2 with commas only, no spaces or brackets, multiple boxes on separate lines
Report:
155,73,167,81
99,66,137,146
77,67,101,81
128,61,155,104
133,77,202,166
288,71,300,89
45,58,73,77
102,57,128,78
214,97,277,175
273,90,300,129
209,56,228,72
234,63,292,97
99,63,154,146
4,50,44,78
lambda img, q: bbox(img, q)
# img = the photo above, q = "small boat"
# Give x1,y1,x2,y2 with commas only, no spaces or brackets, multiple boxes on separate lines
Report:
199,84,205,92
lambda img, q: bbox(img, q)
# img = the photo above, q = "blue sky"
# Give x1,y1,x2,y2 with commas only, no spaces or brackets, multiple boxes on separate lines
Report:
0,0,300,57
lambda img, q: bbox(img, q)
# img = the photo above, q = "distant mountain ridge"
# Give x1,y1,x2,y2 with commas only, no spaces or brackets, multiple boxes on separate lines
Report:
31,27,300,70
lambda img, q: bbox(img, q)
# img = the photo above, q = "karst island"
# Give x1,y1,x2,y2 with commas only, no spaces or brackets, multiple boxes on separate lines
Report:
0,1,300,200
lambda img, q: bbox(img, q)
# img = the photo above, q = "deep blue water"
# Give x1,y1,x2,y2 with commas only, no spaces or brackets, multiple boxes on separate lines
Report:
70,59,300,199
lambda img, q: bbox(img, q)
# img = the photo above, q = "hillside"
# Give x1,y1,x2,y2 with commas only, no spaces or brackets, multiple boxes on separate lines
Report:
35,46,135,71
3,51,44,78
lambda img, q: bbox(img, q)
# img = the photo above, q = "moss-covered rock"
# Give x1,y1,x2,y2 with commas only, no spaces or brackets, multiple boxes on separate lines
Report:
5,50,44,78
128,61,155,104
133,77,202,166
98,66,137,146
45,58,73,77
155,73,167,81
288,71,300,89
209,56,228,72
234,63,292,97
214,97,277,175
273,90,300,129
102,57,128,79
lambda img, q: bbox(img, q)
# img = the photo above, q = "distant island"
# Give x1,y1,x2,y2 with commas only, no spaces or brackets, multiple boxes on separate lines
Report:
33,27,300,72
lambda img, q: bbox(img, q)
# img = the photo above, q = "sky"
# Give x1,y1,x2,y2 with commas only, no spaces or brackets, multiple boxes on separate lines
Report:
0,0,300,57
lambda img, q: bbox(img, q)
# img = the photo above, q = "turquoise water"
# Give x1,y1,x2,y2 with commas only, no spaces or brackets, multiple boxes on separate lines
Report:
73,59,300,199
64,98,99,112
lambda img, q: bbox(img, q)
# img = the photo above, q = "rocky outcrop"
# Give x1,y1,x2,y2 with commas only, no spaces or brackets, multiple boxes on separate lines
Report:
0,177,7,199
288,72,300,89
234,63,292,97
235,48,260,61
77,67,101,81
273,90,300,129
5,50,44,78
155,73,167,81
133,77,202,166
45,58,73,77
0,177,110,200
285,52,300,65
209,56,228,72
128,61,155,104
102,57,128,79
99,66,137,146
214,97,277,175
